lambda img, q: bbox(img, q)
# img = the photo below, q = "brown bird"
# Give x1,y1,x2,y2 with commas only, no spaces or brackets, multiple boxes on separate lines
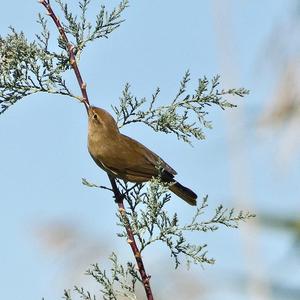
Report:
87,106,197,206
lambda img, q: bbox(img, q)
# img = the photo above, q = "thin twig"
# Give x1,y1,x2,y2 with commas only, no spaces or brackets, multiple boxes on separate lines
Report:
39,2,154,298
108,175,154,300
39,0,90,111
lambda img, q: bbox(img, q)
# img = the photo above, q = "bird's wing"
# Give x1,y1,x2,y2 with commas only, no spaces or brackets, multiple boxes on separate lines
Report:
121,134,177,176
99,134,177,181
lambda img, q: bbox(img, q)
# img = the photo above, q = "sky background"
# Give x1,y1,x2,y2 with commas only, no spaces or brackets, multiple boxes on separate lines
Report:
0,1,299,300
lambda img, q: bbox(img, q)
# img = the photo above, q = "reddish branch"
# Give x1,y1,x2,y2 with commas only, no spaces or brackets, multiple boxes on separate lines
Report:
39,0,90,112
39,1,154,299
108,176,154,300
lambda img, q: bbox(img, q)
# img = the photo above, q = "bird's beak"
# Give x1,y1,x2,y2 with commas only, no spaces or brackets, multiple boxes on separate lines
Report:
87,106,95,118
82,99,90,114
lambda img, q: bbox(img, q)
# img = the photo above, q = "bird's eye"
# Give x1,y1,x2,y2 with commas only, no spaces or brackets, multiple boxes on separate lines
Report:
93,114,98,120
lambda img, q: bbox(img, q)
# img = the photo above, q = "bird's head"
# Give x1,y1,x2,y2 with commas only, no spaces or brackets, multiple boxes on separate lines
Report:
88,106,119,137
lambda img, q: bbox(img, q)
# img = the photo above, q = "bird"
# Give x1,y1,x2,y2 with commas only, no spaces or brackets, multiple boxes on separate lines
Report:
87,106,197,206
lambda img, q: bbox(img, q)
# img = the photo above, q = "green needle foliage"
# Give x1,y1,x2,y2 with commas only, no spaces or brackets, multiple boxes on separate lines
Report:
0,27,74,114
80,177,254,299
114,178,254,269
56,0,128,51
82,178,254,268
0,0,129,114
1,1,254,299
64,253,138,300
113,72,249,144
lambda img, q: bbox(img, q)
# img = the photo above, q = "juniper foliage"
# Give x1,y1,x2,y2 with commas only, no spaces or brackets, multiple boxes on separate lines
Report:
0,0,129,114
113,73,249,144
0,1,254,299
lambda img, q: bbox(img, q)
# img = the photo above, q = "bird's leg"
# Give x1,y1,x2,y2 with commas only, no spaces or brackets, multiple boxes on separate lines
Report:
108,175,124,203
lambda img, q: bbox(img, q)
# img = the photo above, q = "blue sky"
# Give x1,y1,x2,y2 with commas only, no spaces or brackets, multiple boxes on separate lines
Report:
0,1,299,300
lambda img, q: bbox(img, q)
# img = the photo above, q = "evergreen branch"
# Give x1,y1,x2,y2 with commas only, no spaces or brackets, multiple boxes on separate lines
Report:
65,253,138,300
88,0,129,41
35,13,51,51
83,174,254,273
0,29,77,114
108,175,154,300
1,1,254,300
39,0,90,111
54,0,129,52
112,71,249,144
115,178,255,269
82,177,113,192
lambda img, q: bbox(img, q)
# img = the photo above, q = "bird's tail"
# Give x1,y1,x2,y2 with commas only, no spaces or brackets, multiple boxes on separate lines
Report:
169,181,197,206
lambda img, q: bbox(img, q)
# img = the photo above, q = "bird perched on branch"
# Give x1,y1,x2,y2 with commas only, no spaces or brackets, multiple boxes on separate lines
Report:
87,106,197,206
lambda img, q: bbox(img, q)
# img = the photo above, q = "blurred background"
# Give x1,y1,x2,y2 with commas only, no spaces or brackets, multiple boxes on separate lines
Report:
0,1,299,299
